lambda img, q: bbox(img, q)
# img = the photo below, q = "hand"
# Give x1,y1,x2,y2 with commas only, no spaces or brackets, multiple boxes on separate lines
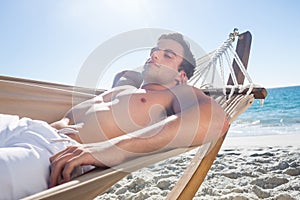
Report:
50,118,70,130
49,145,103,187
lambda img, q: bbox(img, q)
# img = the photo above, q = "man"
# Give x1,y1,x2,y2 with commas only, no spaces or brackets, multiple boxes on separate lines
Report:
49,33,229,187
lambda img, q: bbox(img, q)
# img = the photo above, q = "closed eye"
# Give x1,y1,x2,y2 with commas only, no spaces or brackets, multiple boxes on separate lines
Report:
150,47,177,59
163,53,172,59
163,49,176,59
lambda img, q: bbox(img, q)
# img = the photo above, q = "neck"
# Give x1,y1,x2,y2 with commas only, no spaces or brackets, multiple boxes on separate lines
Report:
141,83,173,91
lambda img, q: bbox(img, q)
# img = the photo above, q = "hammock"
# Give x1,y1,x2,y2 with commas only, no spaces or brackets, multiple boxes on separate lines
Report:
0,30,267,199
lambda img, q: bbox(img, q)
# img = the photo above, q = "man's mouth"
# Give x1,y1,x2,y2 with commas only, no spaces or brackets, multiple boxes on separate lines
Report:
145,59,160,68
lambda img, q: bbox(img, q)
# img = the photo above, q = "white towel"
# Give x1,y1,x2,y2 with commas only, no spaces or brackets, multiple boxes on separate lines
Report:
0,114,79,200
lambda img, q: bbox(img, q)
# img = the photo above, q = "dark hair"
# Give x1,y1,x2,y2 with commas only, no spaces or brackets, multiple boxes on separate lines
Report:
158,33,196,79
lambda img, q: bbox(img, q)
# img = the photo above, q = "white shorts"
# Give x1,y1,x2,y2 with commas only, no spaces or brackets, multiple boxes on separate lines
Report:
0,114,81,200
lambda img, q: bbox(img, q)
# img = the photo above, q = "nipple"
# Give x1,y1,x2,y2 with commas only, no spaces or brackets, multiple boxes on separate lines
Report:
141,97,147,103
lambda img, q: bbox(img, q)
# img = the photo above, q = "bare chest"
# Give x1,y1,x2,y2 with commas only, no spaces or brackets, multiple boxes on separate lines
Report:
113,91,174,127
81,89,176,139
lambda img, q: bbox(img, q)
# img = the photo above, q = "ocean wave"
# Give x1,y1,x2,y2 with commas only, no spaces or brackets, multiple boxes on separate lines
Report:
228,123,300,137
230,86,300,137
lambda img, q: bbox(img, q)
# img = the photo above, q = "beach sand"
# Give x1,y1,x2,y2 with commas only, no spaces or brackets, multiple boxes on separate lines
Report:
97,134,300,200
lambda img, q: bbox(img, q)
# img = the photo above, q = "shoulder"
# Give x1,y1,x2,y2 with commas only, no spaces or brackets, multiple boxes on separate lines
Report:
170,85,211,113
171,84,208,100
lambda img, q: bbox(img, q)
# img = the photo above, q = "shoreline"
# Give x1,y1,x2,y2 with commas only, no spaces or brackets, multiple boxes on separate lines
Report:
223,133,300,148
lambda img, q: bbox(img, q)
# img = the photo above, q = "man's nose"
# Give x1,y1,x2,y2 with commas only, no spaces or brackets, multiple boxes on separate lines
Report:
151,50,160,61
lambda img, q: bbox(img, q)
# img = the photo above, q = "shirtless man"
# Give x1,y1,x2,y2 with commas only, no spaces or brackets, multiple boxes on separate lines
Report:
49,33,229,187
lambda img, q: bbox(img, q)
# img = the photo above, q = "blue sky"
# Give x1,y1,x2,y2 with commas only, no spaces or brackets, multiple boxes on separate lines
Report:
1,0,299,89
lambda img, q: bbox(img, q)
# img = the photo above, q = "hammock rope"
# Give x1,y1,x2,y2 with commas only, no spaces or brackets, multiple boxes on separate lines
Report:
188,29,255,99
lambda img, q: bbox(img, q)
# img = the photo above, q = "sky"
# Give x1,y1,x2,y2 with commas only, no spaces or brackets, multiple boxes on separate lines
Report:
1,0,299,89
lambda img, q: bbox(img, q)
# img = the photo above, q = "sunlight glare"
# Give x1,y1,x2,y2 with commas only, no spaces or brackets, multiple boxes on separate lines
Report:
103,0,147,18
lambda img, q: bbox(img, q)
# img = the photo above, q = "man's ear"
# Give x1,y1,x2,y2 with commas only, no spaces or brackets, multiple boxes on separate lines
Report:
179,70,188,84
175,70,188,85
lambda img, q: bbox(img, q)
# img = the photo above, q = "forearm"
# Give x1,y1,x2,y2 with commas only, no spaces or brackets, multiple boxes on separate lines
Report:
101,100,229,166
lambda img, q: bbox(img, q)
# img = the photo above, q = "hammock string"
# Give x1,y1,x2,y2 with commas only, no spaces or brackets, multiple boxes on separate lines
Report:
189,29,255,99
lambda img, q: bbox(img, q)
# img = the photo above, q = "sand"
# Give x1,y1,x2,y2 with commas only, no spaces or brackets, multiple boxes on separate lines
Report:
97,134,300,200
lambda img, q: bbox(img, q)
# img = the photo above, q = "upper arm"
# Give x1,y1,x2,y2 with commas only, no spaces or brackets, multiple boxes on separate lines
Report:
171,85,211,114
112,70,143,88
171,85,229,145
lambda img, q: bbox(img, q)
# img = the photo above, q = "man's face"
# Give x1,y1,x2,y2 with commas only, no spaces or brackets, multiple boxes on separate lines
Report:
142,38,184,86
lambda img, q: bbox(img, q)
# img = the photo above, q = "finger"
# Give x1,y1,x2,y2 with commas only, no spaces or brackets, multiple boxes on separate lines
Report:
50,146,77,163
49,150,82,187
60,155,84,183
61,151,97,184
49,154,71,187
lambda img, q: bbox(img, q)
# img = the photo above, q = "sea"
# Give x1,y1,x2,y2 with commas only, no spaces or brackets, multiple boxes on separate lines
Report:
228,85,300,137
